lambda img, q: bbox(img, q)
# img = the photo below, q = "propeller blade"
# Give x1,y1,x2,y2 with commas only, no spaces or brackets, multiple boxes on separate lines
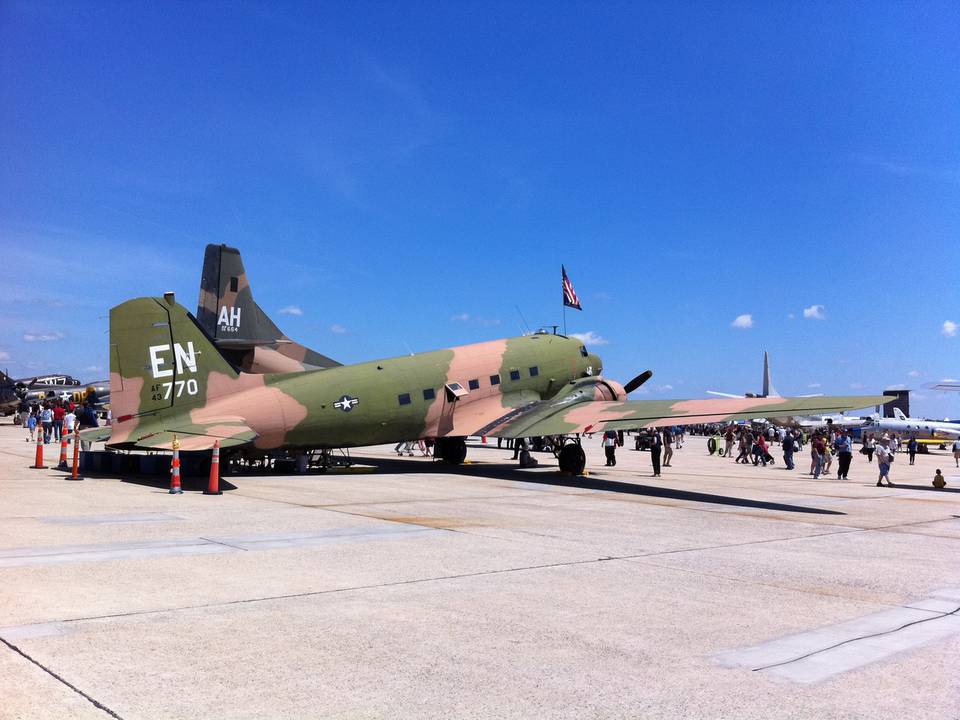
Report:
623,370,653,394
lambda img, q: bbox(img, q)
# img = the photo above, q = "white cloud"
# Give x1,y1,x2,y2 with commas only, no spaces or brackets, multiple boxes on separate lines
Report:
23,332,64,342
942,378,958,383
787,313,795,320
450,313,470,322
943,320,958,337
657,384,674,392
569,331,609,346
849,382,864,390
807,383,821,389
730,314,753,329
907,370,921,378
803,304,826,320
278,305,303,316
329,324,347,334
0,351,9,361
886,384,907,390
84,365,102,373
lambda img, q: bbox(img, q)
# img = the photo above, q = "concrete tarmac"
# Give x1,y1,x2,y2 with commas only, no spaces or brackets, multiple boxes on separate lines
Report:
2,424,959,719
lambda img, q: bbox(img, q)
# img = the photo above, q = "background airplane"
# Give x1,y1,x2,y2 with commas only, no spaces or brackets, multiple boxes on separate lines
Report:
89,292,889,475
196,244,341,373
862,407,960,443
0,371,109,414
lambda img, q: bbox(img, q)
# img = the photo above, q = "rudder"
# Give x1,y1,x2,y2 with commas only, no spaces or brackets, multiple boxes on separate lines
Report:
111,295,238,422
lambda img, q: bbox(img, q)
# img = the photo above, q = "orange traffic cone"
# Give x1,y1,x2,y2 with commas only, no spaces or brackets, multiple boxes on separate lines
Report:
69,424,83,481
57,431,69,470
204,440,222,495
30,429,47,469
169,435,182,494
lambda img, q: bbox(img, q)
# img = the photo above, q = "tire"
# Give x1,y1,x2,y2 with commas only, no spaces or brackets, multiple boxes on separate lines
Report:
558,443,586,475
707,437,717,455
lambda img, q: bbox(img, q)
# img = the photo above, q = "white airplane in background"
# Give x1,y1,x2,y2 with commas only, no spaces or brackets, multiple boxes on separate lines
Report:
708,351,869,429
862,407,960,442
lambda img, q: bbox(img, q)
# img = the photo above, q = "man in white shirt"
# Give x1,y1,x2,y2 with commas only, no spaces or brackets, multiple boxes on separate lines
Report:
875,439,894,487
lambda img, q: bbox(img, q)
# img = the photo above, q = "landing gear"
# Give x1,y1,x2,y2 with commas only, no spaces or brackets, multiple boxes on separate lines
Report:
436,437,467,465
558,441,586,475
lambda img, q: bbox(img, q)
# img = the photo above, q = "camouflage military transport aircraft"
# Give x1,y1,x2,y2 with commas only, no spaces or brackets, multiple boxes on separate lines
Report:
93,292,888,475
196,244,340,373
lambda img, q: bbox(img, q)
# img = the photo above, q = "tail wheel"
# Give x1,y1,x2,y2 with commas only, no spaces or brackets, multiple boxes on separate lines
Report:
707,437,717,455
437,437,467,465
558,443,586,475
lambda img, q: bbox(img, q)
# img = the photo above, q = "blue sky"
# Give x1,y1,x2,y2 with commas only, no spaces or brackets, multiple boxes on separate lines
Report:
1,1,958,417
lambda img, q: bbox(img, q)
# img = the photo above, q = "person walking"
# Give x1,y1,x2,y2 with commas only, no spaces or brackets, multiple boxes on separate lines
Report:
953,438,960,468
875,438,894,487
602,430,618,467
736,430,752,464
835,430,853,480
782,430,795,470
52,402,65,442
40,403,54,444
64,406,77,440
662,427,674,467
811,434,826,479
863,433,876,462
907,435,918,465
26,409,37,442
753,433,769,466
822,441,833,475
650,428,662,476
723,426,735,457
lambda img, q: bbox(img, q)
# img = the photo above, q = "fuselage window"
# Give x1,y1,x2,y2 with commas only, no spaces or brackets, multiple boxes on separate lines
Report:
509,369,521,381
579,345,588,357
468,379,480,390
398,393,411,406
490,374,500,386
529,366,539,377
423,388,436,401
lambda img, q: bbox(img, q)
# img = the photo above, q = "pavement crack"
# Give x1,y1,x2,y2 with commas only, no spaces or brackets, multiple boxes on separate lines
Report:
751,604,960,672
0,636,126,720
198,536,249,551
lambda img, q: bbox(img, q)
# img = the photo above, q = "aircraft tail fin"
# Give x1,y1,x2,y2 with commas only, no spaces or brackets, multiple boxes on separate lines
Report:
762,351,779,398
196,244,340,371
111,294,239,423
893,407,907,421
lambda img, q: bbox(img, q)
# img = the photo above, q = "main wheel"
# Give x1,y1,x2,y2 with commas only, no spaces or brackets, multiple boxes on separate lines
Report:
558,443,586,475
437,437,467,465
707,437,717,455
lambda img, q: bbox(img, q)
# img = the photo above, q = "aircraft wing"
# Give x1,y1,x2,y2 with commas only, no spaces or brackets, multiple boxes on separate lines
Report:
477,394,890,439
930,382,960,392
101,415,258,451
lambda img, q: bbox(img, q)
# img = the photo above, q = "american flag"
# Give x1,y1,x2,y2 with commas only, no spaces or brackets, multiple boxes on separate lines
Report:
562,265,582,310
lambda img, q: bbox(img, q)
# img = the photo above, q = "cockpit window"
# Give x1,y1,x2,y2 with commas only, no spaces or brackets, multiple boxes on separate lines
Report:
579,345,588,357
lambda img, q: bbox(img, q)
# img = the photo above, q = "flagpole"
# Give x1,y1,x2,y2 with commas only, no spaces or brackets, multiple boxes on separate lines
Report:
563,302,567,336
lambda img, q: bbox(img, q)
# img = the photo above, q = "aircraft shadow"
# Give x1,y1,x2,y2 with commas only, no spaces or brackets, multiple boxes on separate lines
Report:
357,456,847,515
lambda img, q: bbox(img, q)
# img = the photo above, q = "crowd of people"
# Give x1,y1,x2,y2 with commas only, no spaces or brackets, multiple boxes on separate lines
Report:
17,398,99,449
711,423,941,487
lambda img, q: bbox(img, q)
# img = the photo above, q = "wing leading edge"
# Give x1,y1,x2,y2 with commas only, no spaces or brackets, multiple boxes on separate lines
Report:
477,394,889,439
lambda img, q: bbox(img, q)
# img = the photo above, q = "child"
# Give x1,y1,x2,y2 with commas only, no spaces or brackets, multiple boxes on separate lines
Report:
26,412,37,442
933,469,946,489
